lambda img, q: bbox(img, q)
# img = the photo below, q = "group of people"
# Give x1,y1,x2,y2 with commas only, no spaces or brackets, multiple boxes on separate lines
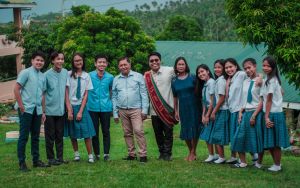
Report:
14,50,290,173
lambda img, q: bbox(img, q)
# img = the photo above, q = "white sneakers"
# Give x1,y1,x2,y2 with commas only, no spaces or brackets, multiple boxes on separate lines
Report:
204,155,215,162
254,161,262,169
214,157,226,164
74,151,80,161
226,157,238,164
88,154,94,163
74,152,94,163
233,162,247,168
268,164,281,172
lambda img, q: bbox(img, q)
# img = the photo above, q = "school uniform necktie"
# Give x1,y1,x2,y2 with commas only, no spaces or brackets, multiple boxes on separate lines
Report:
203,85,207,106
247,80,254,103
225,78,231,100
76,77,81,100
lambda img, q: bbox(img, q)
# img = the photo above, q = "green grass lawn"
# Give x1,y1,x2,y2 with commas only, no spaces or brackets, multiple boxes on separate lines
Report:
0,120,300,188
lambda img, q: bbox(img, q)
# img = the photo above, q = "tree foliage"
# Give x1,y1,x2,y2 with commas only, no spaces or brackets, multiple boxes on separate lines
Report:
127,0,237,41
20,6,155,75
20,23,54,70
157,15,203,41
226,0,300,89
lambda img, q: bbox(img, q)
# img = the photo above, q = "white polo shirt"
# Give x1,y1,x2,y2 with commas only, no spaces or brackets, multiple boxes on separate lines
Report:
228,71,247,113
203,78,215,107
66,71,93,105
261,77,283,112
215,76,228,110
241,77,261,110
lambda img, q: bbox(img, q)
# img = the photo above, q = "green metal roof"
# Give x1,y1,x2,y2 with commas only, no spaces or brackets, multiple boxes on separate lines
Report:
155,41,300,103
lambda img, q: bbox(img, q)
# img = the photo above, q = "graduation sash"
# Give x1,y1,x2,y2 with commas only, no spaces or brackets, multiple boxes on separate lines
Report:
144,71,178,127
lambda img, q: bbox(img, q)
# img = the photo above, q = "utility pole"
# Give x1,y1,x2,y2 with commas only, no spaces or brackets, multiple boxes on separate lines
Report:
61,0,66,17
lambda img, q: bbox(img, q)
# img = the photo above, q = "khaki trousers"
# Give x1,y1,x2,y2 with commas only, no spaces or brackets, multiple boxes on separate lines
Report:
119,109,147,157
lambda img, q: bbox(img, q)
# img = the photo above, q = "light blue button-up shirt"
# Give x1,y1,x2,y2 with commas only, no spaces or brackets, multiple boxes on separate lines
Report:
112,70,149,118
44,68,68,116
15,66,46,115
88,71,114,112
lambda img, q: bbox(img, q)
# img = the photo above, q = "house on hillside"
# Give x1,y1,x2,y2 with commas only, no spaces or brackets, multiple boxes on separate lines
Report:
156,41,300,129
0,0,36,103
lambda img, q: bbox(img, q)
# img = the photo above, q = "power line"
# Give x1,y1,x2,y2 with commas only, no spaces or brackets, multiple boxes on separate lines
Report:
63,0,139,11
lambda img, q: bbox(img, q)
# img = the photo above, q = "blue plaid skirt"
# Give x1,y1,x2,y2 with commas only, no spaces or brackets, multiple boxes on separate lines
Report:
263,112,290,149
209,110,230,145
64,105,96,139
229,111,239,144
231,111,264,153
200,120,214,142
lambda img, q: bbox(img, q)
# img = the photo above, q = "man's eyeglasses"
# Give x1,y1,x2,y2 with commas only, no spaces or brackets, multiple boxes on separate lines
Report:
150,59,160,63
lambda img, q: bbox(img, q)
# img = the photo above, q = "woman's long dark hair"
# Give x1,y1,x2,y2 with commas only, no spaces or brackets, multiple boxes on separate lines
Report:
195,64,214,97
71,52,86,79
224,58,241,80
214,59,225,79
263,56,281,86
173,56,190,75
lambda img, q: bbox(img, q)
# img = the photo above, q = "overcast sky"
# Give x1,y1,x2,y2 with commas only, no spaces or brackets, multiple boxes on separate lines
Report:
0,0,167,23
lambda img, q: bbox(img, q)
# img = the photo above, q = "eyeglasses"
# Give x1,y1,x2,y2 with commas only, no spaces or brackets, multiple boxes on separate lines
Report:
150,59,160,63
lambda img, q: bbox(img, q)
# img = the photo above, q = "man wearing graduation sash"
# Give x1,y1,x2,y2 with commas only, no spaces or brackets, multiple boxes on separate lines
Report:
144,52,177,161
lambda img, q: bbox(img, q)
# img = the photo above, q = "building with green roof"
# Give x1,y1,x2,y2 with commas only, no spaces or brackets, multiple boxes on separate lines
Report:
156,41,300,110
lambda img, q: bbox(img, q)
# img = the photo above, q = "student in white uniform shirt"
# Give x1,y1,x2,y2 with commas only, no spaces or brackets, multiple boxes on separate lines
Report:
197,64,217,163
209,59,230,164
65,53,96,163
231,58,264,168
260,56,289,172
224,58,247,164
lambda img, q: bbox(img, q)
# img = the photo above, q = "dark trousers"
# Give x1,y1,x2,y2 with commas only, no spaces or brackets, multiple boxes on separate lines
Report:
17,108,41,164
151,115,173,156
44,115,65,160
89,111,111,155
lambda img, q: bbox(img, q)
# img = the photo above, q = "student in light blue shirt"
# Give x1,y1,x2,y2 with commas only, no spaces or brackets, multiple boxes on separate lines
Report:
112,57,149,163
43,51,68,165
14,51,49,172
88,55,114,161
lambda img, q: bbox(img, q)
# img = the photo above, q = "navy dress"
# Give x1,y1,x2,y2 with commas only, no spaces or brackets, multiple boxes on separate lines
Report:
171,75,201,140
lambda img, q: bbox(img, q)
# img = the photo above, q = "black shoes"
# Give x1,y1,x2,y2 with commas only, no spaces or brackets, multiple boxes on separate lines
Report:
163,155,172,161
48,159,62,166
158,154,172,161
158,154,164,160
19,162,30,172
104,155,110,162
33,160,50,168
56,159,69,164
140,156,147,163
122,155,137,161
122,155,147,163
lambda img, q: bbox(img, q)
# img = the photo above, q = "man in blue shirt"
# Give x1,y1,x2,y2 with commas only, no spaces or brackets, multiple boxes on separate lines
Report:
112,57,149,163
14,51,50,172
88,55,114,161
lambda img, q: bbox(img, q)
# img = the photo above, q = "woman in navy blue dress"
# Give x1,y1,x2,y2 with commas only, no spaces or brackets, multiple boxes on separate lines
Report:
171,57,201,161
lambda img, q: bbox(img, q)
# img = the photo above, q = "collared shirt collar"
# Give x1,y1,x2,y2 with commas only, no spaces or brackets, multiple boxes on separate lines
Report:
77,71,88,79
246,76,257,82
150,67,162,75
204,78,212,86
96,70,106,78
52,67,62,73
30,66,40,73
120,70,133,78
216,75,224,82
